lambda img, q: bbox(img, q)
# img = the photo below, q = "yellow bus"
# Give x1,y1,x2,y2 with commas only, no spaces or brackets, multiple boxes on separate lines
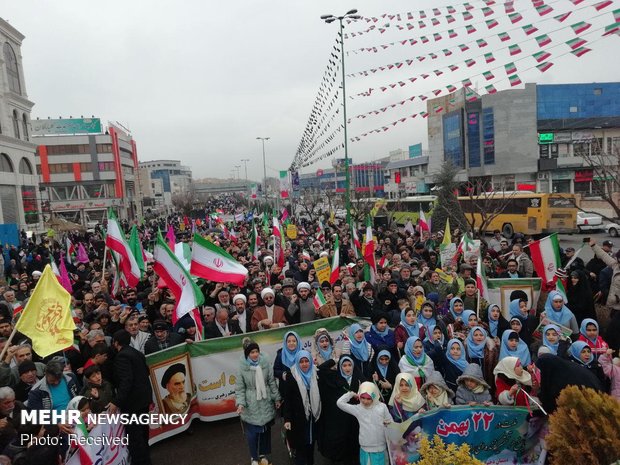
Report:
457,192,578,237
380,196,438,227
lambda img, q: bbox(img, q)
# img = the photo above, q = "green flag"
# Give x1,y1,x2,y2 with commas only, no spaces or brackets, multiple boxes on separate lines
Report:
129,225,145,278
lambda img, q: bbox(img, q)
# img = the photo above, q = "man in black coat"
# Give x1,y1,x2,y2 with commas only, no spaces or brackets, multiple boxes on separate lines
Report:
204,307,242,339
109,330,153,465
144,320,184,355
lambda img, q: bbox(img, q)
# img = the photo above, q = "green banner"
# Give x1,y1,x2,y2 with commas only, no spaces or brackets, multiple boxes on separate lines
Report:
146,316,361,444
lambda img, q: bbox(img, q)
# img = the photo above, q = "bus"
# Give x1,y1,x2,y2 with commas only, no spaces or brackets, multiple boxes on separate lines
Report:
457,192,578,237
371,195,437,227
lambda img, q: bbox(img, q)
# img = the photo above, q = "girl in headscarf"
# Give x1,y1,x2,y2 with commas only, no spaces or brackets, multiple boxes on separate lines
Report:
465,326,498,392
395,307,423,354
436,339,469,393
542,291,579,337
493,356,535,407
531,324,569,360
342,323,375,379
283,351,321,465
443,297,465,325
452,309,478,340
388,373,426,422
417,300,440,338
398,336,435,389
236,338,281,465
578,318,608,359
482,303,509,341
423,324,448,368
567,341,607,388
311,328,338,367
365,312,396,357
420,370,454,410
508,298,537,344
316,356,361,465
274,331,301,397
499,330,532,367
371,350,398,401
337,382,392,465
566,269,597,325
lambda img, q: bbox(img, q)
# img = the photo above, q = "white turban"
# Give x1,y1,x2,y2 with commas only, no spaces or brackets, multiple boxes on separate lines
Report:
319,251,329,258
232,294,247,304
261,288,275,299
297,282,311,292
263,256,274,264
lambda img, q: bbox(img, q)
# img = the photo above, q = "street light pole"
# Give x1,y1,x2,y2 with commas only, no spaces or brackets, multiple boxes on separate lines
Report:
256,137,270,206
321,9,360,226
240,159,250,182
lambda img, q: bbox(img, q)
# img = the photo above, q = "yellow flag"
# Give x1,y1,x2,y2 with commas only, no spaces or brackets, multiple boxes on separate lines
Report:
15,265,75,357
442,218,451,247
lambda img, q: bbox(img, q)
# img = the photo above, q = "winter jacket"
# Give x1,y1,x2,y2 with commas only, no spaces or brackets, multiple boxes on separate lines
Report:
592,245,620,312
598,352,620,400
27,373,79,410
455,385,492,405
80,379,116,413
336,391,391,453
235,355,280,427
318,298,356,318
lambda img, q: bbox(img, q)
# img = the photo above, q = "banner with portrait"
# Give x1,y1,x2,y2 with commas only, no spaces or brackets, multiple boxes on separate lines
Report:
385,406,546,465
485,278,543,320
145,316,360,444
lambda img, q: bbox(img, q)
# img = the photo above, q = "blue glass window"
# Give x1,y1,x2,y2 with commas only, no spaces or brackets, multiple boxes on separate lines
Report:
467,112,481,167
482,108,495,165
443,111,464,168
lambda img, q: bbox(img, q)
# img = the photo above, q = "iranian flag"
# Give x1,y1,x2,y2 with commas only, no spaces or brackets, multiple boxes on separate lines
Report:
350,221,361,259
571,21,591,34
105,211,140,287
509,75,522,86
529,233,561,285
330,235,340,284
533,51,552,62
272,217,285,267
190,233,249,286
536,34,552,47
418,207,430,232
12,303,23,317
153,231,205,322
250,223,259,260
316,218,326,242
313,288,327,310
505,62,517,75
537,62,554,73
571,47,591,58
364,217,377,283
72,419,96,465
476,253,489,299
66,238,76,265
566,38,587,49
129,225,146,278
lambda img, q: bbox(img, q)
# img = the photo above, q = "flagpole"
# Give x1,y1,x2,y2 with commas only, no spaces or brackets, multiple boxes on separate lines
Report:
0,326,19,362
101,245,108,284
476,287,481,320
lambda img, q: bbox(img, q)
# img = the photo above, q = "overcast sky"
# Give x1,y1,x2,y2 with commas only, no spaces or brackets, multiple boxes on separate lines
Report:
3,0,619,180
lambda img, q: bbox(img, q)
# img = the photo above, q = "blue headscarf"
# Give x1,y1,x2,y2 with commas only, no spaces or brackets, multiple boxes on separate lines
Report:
281,331,301,368
466,326,488,359
348,324,370,361
418,303,437,335
424,324,445,346
372,320,390,337
499,330,531,366
542,324,561,354
544,291,575,327
449,297,464,320
568,341,593,366
461,309,476,326
400,308,420,337
339,355,354,385
405,336,426,365
579,318,599,344
445,339,468,372
509,298,526,320
316,334,333,361
294,350,314,389
486,304,500,337
427,292,440,306
375,350,391,379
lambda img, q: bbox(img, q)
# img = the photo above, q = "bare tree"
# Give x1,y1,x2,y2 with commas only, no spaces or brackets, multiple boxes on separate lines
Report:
432,161,469,234
297,188,322,223
171,190,197,215
461,179,517,239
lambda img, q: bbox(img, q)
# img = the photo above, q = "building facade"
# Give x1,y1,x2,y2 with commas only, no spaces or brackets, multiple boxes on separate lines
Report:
0,18,40,229
139,160,192,214
33,120,141,225
426,82,620,195
383,144,430,198
299,159,387,197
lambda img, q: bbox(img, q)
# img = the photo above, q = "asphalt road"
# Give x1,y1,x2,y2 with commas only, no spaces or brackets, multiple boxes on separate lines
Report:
150,229,615,465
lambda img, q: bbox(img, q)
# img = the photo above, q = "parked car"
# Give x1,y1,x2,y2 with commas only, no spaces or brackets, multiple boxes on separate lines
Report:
577,211,603,232
606,222,620,237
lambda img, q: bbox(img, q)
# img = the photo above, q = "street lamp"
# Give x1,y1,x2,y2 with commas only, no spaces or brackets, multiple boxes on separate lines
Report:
234,165,241,180
240,159,250,182
321,9,361,225
256,137,270,204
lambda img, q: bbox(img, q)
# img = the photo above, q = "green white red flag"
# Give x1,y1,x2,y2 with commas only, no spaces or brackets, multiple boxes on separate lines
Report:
272,217,285,267
350,221,361,259
250,223,259,260
190,233,249,286
418,207,430,232
364,217,377,284
529,233,561,285
330,235,340,284
129,225,146,279
153,231,205,323
313,288,327,310
105,210,140,287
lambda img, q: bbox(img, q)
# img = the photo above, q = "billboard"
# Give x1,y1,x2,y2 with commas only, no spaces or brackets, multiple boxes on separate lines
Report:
31,118,102,136
409,143,422,158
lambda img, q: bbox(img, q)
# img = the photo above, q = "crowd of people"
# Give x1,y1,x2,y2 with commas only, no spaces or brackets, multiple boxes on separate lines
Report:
0,195,619,465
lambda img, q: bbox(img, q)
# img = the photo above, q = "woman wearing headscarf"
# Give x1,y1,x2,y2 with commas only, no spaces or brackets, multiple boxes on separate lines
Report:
342,323,375,379
316,356,360,465
493,356,535,407
435,339,469,393
442,297,465,325
535,353,604,413
465,326,498,393
578,318,609,359
398,336,435,389
283,351,322,465
273,331,301,397
417,300,443,339
482,303,510,342
364,312,396,357
420,370,454,410
311,328,338,367
236,338,281,465
567,341,607,388
542,291,579,337
566,269,597,325
499,330,532,367
388,373,426,423
394,307,424,356
508,298,537,345
370,350,398,401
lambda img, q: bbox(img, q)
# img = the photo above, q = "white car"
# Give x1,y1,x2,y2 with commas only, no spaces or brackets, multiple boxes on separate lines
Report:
577,211,603,232
606,222,620,237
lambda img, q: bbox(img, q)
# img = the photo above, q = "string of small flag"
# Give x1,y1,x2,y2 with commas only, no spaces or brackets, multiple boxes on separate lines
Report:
347,31,615,144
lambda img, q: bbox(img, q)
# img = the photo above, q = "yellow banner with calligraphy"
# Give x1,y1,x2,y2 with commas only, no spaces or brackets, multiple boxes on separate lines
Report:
286,224,298,239
313,256,331,284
